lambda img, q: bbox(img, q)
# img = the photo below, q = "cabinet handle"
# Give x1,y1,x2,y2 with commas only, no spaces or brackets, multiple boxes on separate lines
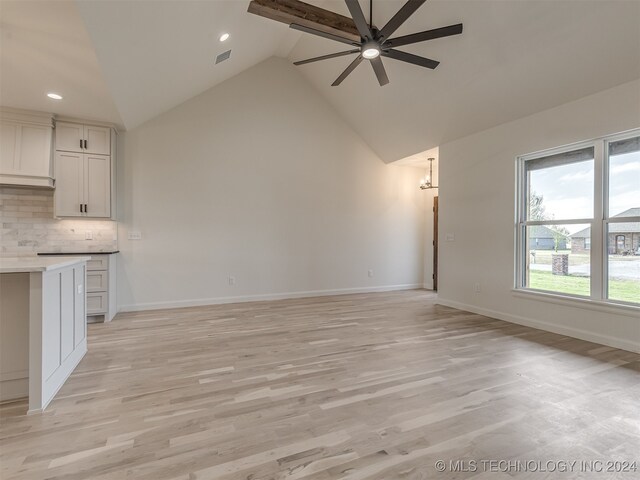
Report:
84,204,88,213
80,139,83,149
84,139,88,149
80,203,83,213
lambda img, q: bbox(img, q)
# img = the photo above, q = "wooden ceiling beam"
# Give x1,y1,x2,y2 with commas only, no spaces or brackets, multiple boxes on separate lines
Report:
248,0,361,42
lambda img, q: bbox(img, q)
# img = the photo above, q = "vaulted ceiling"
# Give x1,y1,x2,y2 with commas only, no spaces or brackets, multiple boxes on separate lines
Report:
0,0,122,125
2,1,639,163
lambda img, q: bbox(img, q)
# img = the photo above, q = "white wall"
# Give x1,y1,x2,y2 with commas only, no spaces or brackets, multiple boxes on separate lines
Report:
437,79,640,353
116,57,426,311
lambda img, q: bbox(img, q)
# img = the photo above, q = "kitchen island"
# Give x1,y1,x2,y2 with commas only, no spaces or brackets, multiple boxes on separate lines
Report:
0,256,88,413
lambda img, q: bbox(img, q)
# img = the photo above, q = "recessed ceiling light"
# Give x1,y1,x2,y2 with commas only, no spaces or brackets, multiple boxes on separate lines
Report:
219,33,230,42
47,92,63,100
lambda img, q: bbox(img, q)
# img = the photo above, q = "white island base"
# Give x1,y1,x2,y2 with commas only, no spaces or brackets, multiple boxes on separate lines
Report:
0,257,88,413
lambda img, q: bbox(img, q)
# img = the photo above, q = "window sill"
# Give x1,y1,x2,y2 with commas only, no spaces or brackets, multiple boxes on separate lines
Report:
512,288,640,318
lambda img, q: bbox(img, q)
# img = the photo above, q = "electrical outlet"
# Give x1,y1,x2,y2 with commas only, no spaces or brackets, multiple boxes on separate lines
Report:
368,269,374,278
85,231,93,240
228,276,236,286
77,284,83,294
446,233,455,242
474,283,481,293
128,231,142,240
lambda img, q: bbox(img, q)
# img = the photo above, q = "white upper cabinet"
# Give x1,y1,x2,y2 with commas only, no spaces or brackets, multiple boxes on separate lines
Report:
0,109,54,187
84,126,110,155
85,154,111,217
54,120,115,219
54,151,84,217
54,152,111,218
55,122,110,155
54,122,84,153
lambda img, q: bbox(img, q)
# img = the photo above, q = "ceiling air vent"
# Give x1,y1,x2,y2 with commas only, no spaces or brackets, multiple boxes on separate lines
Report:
215,50,231,65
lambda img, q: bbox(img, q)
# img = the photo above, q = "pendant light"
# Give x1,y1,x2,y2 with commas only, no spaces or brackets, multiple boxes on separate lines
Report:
419,158,438,190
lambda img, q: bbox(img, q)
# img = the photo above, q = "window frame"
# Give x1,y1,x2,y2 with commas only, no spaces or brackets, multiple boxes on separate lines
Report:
515,128,640,308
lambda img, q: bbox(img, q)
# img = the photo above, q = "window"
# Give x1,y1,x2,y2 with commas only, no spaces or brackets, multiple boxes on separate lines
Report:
517,130,640,306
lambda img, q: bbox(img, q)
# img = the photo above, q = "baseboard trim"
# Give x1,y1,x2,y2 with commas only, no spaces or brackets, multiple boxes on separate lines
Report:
436,298,640,354
119,284,424,313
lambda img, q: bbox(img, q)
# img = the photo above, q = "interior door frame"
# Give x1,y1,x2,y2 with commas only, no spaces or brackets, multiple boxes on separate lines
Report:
433,196,438,291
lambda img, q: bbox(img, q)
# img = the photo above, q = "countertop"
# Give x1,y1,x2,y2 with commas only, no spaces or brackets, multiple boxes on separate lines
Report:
0,256,91,273
38,250,119,256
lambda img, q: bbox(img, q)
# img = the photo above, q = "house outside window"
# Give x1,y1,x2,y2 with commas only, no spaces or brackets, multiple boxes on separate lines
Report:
516,130,640,306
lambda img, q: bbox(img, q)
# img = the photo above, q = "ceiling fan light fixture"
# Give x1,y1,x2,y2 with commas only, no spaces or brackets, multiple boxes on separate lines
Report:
362,44,380,59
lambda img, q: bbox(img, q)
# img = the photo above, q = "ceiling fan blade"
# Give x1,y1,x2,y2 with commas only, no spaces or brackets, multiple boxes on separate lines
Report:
378,0,427,42
345,0,372,40
385,23,463,48
332,55,363,86
370,57,389,86
290,23,360,46
294,49,360,65
382,49,439,69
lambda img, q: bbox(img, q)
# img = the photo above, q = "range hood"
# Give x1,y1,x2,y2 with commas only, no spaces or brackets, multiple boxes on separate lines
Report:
0,108,55,188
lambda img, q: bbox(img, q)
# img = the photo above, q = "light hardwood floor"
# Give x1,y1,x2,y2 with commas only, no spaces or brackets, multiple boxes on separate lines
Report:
1,290,639,479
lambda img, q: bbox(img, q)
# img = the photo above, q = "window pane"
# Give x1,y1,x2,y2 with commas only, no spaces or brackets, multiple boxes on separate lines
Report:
607,222,640,304
526,149,594,221
608,137,640,218
526,223,590,296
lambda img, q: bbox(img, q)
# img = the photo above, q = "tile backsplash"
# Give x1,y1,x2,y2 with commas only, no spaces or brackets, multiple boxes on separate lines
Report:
0,187,117,257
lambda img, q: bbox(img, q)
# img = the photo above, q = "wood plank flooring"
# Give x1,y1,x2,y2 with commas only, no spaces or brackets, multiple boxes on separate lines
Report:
1,290,639,479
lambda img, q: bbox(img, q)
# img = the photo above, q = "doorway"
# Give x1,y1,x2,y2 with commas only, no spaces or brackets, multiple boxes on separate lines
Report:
433,196,438,291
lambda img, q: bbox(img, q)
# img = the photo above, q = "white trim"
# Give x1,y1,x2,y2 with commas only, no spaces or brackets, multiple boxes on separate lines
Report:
607,216,640,223
436,297,640,354
592,140,604,300
53,115,119,134
118,284,424,313
0,107,54,127
511,288,640,316
524,219,593,226
516,128,640,307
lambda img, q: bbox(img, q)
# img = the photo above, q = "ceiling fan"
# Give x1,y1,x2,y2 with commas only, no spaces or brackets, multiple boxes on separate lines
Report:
288,0,463,86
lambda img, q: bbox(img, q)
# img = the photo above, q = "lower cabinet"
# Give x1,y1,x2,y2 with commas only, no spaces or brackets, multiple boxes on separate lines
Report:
0,261,88,411
85,254,116,322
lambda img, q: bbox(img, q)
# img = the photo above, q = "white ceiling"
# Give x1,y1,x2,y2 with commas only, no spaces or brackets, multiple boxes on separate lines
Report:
2,1,639,163
0,0,122,125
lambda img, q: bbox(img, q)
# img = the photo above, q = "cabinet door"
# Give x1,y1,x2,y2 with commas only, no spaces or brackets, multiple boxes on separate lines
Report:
18,125,52,177
84,126,110,155
85,154,111,218
55,152,84,217
0,121,18,172
55,122,84,153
